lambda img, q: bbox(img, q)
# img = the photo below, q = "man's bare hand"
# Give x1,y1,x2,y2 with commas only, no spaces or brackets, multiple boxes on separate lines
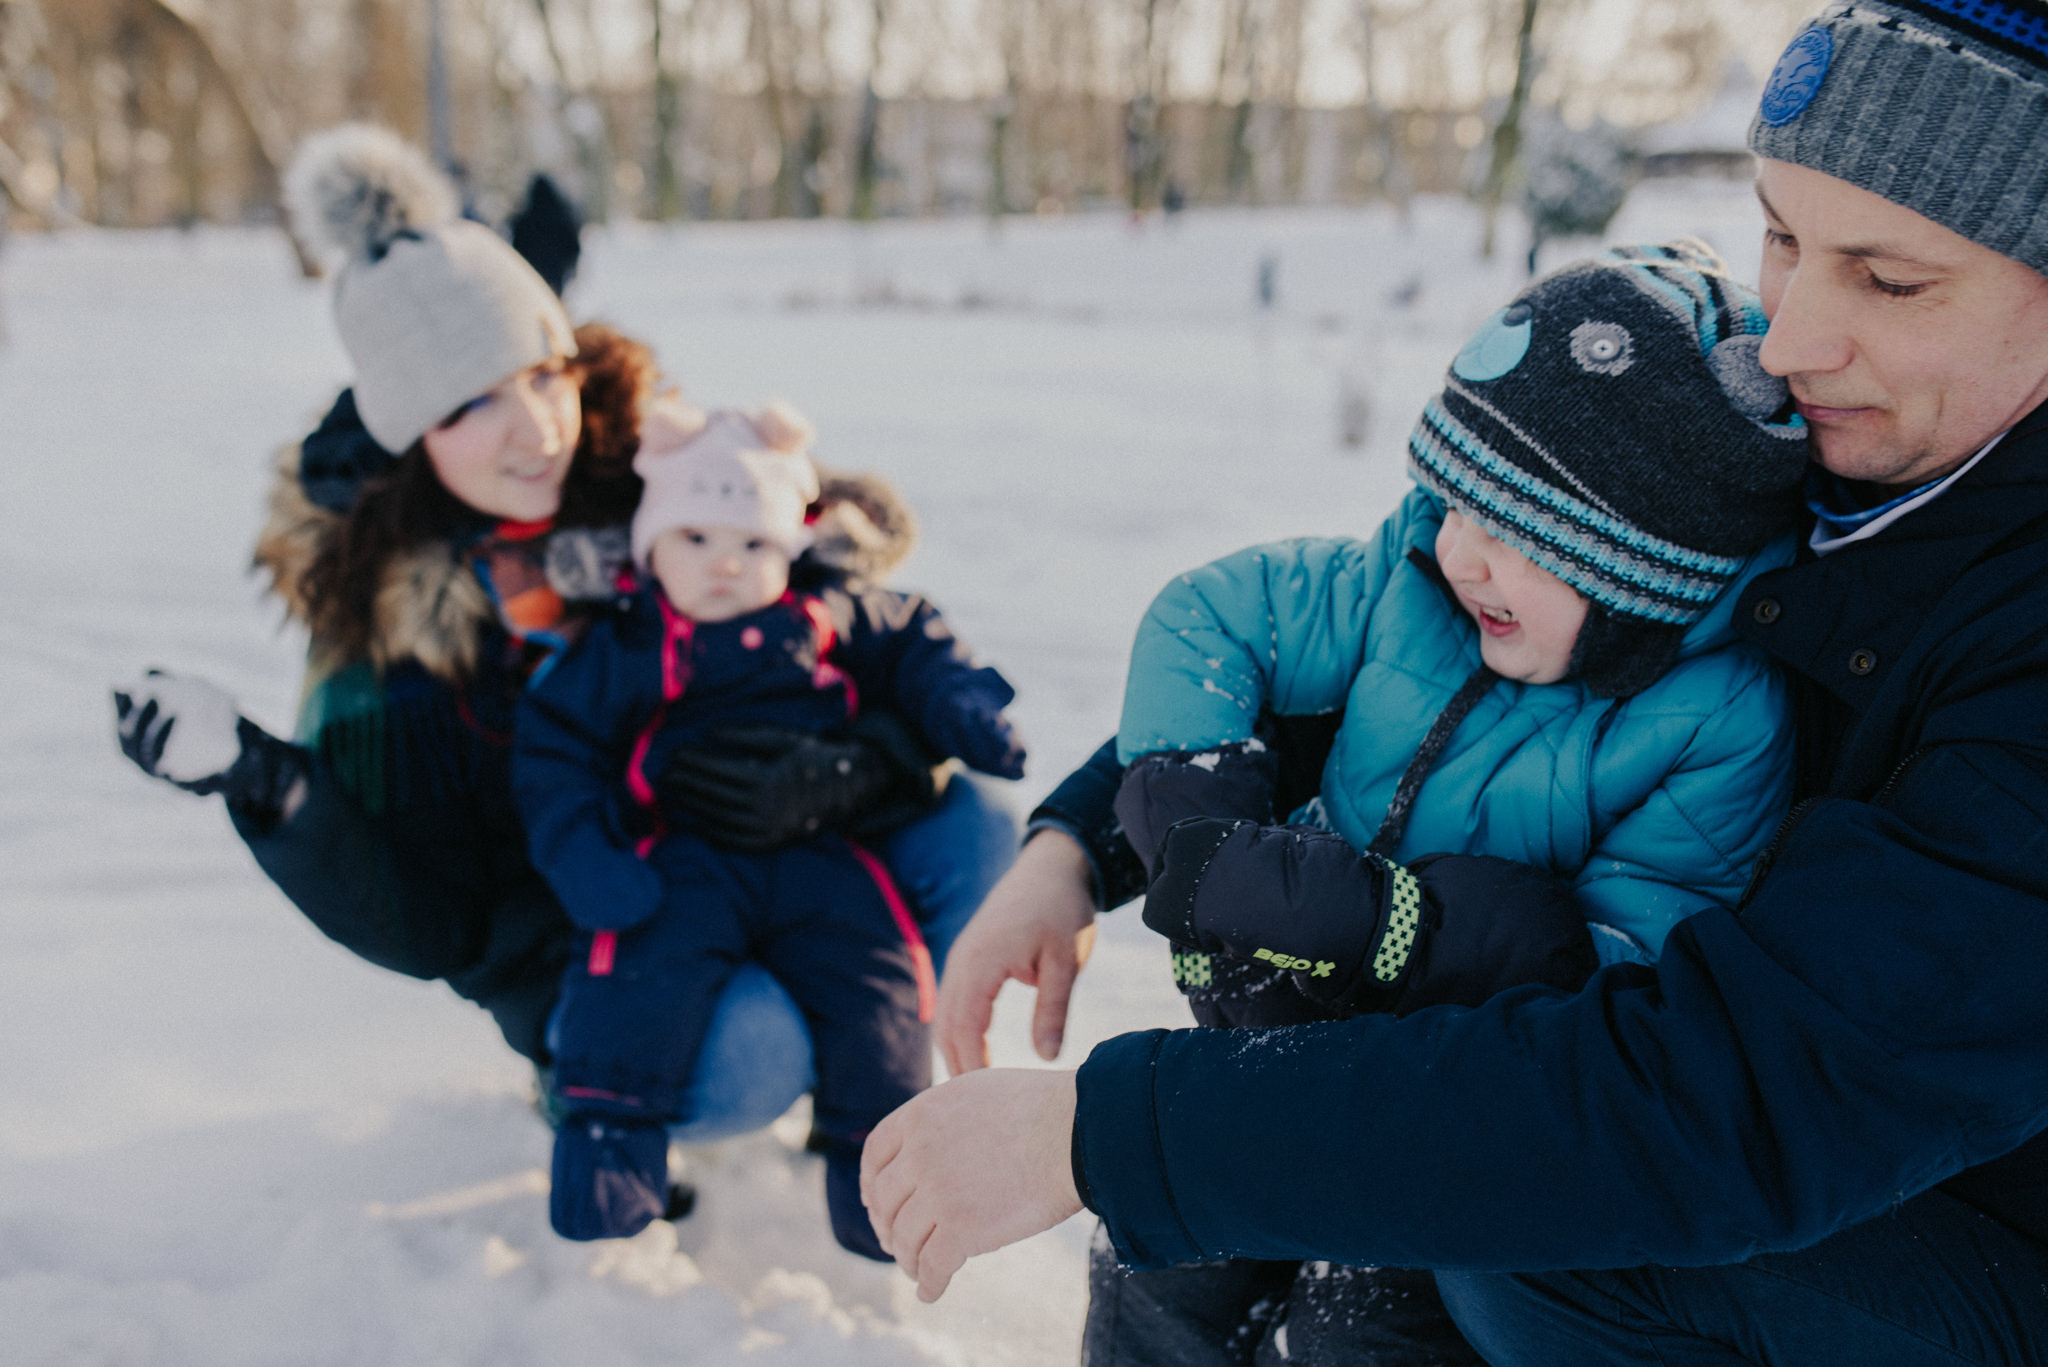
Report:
861,1068,1083,1301
934,827,1098,1075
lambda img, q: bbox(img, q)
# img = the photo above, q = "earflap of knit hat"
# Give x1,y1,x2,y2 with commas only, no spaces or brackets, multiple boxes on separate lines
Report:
1567,603,1688,699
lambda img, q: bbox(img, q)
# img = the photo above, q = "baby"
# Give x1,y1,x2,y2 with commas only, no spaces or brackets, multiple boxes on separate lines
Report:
1113,240,1810,1027
513,402,1022,1256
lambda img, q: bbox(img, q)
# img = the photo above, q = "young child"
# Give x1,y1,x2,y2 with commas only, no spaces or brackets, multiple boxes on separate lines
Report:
512,403,1023,1257
1113,240,1810,1031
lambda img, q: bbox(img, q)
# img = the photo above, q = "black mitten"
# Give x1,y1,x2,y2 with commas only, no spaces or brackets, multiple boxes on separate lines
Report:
1112,742,1278,879
1145,821,1600,1018
1395,852,1599,1010
659,713,938,852
1145,818,1405,1015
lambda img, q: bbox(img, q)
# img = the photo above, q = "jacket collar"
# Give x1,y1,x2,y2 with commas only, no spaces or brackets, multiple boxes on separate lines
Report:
1736,399,2048,721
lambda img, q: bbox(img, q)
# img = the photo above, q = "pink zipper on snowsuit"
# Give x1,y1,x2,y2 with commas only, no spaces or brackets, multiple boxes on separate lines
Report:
587,590,930,1007
589,594,696,978
842,841,938,1023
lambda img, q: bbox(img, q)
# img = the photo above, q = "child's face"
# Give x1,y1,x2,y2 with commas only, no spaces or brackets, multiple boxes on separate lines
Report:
1435,509,1589,686
649,526,791,622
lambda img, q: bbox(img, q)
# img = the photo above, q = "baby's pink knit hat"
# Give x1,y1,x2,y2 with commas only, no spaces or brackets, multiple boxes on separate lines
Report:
630,402,821,570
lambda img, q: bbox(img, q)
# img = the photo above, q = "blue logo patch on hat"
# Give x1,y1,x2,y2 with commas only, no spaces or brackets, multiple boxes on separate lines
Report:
1452,303,1533,382
1759,26,1832,126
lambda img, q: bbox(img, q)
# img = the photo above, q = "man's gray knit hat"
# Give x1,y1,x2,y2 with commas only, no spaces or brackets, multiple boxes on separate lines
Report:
285,124,577,453
1749,1,2048,275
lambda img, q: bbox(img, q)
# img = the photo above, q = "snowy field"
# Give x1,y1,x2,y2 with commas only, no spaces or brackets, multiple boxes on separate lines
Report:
0,179,1762,1366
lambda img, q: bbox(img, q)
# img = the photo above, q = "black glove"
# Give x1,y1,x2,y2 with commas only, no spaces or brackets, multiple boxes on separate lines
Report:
1145,819,1598,1018
658,713,939,853
113,671,309,827
1112,742,1277,880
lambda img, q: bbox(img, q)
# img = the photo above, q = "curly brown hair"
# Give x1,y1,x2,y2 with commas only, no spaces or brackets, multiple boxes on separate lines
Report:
297,322,656,666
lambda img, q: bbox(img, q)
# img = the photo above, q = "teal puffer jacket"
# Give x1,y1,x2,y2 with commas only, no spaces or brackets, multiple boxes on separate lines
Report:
1118,486,1795,962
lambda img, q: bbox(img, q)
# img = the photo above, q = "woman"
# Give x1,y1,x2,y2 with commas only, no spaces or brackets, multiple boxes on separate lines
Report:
112,124,1014,1147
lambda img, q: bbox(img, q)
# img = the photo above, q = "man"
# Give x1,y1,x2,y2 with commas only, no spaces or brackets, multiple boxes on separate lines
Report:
861,1,2048,1361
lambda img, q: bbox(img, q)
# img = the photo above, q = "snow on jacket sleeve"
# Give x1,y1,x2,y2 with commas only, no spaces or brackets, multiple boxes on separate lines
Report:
512,610,668,933
1116,498,1419,764
1075,727,2048,1273
1571,653,1795,960
830,586,1021,776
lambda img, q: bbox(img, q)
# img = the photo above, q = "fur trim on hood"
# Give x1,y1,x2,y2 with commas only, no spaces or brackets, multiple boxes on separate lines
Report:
253,446,920,683
812,465,917,584
253,444,494,681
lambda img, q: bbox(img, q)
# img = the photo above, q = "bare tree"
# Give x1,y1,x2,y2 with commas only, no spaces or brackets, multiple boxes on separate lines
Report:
746,0,840,217
530,0,611,220
849,0,885,220
1346,0,1414,213
650,0,688,218
1480,0,1538,258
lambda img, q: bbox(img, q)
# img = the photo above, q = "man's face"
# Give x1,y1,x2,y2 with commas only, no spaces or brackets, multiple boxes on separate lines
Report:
1754,159,2048,488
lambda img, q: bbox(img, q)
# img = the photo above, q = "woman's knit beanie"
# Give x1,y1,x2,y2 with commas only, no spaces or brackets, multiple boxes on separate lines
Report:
285,124,577,454
1407,239,1810,697
1749,0,2048,277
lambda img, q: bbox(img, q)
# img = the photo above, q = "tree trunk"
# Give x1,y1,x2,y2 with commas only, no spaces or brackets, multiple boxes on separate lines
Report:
531,0,610,222
1480,0,1539,260
138,0,318,273
850,0,887,221
651,0,682,219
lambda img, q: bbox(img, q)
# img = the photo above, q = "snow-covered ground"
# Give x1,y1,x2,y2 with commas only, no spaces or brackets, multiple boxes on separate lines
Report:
0,179,1762,1365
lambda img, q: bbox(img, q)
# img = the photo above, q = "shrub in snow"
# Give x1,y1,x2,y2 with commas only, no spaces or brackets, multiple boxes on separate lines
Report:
1522,115,1636,274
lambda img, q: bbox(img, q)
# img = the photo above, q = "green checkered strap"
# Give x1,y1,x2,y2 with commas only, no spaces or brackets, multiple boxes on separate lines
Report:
1170,949,1214,990
1371,859,1425,984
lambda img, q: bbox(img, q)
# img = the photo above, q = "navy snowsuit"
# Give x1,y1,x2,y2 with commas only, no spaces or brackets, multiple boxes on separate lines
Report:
513,580,1017,1245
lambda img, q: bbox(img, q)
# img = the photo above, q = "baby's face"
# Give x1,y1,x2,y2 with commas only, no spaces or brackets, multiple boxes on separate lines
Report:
1435,509,1588,685
649,525,791,623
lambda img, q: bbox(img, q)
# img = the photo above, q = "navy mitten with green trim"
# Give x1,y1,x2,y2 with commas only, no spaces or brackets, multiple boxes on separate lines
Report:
1113,743,1278,878
1145,819,1599,1019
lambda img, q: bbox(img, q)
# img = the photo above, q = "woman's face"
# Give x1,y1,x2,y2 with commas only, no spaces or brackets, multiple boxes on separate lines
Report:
420,359,582,523
1435,508,1588,685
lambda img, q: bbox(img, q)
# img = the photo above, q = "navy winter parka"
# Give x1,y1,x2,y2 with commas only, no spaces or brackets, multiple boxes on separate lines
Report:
1073,403,2048,1269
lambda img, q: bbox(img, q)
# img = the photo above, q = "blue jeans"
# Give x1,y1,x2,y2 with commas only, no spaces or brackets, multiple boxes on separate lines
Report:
662,774,1016,1143
1438,1190,2048,1366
